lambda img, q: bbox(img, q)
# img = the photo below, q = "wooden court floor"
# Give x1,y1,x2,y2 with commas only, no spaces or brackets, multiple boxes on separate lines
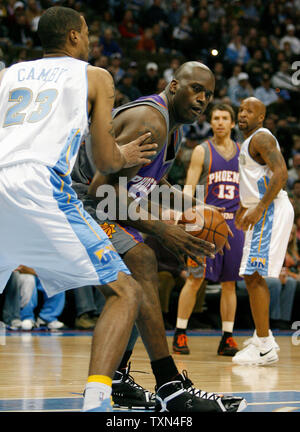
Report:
0,329,300,412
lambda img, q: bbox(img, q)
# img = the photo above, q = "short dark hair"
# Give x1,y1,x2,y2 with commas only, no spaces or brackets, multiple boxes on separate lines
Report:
37,6,82,52
209,103,235,122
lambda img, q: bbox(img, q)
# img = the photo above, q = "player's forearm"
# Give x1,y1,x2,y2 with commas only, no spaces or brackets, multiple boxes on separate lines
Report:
93,141,126,175
257,168,288,211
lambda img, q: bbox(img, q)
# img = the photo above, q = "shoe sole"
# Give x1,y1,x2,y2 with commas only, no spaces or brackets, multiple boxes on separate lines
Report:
113,403,155,410
232,356,279,366
173,349,190,355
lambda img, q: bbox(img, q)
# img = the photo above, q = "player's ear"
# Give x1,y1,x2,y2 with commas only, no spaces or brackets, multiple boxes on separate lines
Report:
169,79,178,95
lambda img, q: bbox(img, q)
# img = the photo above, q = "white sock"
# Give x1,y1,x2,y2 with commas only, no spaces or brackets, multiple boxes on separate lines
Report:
82,382,112,411
222,321,234,333
176,318,188,330
257,335,274,352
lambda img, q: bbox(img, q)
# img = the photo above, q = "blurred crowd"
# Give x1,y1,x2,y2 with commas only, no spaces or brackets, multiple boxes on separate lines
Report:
0,0,300,332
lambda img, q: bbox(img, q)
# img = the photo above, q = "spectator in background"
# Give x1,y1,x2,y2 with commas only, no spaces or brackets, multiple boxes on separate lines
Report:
213,62,228,101
137,62,159,95
152,22,171,54
208,0,225,24
9,10,33,48
225,34,250,66
88,42,104,66
172,15,192,48
142,0,167,28
290,179,300,215
127,60,139,86
99,27,122,57
107,52,125,84
245,49,265,88
258,35,273,63
254,74,279,107
1,272,22,330
163,58,180,83
228,72,253,107
287,154,300,192
268,89,296,123
73,285,105,330
17,265,66,331
280,24,300,55
156,76,167,93
227,64,242,89
117,72,141,101
136,27,156,53
99,11,120,39
114,88,130,107
167,0,182,28
118,9,142,41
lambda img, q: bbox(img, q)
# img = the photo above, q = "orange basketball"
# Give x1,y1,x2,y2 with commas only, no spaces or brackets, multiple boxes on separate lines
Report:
178,206,228,253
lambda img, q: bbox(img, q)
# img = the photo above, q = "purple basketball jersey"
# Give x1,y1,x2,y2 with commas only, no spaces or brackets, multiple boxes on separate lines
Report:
204,140,240,213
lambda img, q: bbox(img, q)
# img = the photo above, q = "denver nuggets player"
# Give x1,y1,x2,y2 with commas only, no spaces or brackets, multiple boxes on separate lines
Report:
232,97,294,365
0,6,158,412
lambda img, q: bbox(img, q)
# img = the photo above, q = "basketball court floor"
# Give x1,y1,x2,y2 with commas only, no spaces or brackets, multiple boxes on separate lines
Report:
0,328,299,413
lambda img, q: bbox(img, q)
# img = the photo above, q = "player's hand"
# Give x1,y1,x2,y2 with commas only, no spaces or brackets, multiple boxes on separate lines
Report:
238,205,264,231
15,265,37,275
121,132,158,168
157,224,215,267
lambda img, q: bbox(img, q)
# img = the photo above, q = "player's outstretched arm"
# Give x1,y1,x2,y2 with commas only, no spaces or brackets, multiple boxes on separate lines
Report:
87,66,157,174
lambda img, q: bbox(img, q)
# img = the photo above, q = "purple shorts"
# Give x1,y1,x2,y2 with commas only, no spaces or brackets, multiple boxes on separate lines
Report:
187,218,244,282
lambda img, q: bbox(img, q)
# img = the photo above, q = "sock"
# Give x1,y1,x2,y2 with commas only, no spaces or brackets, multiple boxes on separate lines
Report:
151,356,179,389
82,375,112,411
116,350,132,373
257,335,274,352
222,331,232,340
222,321,234,333
176,318,188,332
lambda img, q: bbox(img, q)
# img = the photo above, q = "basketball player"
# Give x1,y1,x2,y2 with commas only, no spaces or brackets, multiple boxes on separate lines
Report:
0,6,162,413
0,7,245,413
232,97,294,365
79,62,247,412
173,104,245,356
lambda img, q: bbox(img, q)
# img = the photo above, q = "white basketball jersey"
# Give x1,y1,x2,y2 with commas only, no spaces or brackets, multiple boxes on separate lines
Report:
0,57,89,174
239,127,287,207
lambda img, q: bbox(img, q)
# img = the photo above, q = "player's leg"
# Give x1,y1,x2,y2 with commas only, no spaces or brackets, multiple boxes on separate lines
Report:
217,219,244,356
217,281,239,356
173,261,205,354
123,243,247,412
83,271,143,411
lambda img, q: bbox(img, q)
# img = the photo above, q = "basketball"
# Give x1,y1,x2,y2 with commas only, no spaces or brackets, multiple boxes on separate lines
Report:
178,206,228,253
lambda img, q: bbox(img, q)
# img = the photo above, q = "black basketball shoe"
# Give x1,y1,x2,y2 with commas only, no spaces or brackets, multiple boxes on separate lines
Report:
218,335,239,357
112,363,155,410
155,370,247,412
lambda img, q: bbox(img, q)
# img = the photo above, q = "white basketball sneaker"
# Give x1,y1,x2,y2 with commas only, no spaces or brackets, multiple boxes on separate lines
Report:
232,337,279,366
243,330,280,351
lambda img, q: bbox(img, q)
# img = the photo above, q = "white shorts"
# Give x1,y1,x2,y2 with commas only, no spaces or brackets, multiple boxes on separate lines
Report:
0,163,130,297
239,196,294,278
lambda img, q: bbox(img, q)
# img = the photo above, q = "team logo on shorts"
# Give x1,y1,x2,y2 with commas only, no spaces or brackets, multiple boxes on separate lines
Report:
100,222,116,239
95,244,119,264
250,257,266,269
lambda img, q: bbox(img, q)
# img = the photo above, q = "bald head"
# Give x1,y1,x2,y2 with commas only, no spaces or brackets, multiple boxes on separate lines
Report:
238,97,267,135
242,97,266,118
174,61,214,82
